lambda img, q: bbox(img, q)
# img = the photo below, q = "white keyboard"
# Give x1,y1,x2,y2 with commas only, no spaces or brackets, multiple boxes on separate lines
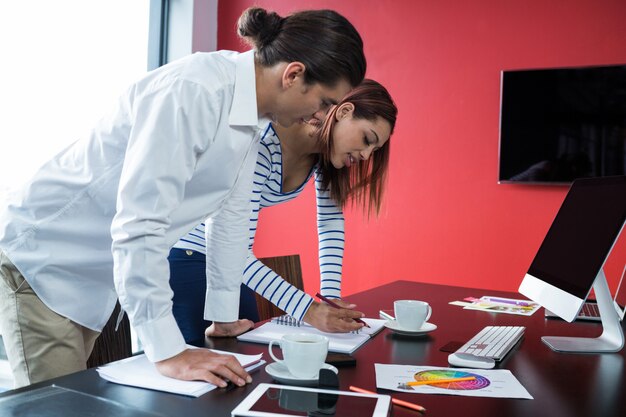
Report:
580,302,600,318
455,326,525,361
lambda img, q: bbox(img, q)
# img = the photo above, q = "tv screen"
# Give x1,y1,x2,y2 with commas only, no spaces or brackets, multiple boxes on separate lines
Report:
498,64,626,184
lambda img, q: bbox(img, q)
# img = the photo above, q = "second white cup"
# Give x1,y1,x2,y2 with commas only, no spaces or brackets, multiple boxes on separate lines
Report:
268,333,329,378
394,300,432,330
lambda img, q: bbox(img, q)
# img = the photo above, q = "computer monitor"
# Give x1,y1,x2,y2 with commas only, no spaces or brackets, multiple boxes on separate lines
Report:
519,176,626,353
544,264,626,321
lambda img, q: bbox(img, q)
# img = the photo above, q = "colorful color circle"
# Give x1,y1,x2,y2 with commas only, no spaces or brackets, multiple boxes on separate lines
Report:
414,370,490,390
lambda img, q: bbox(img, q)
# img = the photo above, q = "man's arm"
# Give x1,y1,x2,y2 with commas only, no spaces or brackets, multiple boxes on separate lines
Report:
203,130,262,323
111,78,250,384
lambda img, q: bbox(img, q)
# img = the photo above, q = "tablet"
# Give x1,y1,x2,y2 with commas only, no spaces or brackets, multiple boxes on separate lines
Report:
231,383,391,417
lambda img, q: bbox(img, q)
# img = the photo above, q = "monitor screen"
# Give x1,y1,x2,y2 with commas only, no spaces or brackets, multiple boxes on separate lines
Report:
520,176,626,321
499,64,626,184
528,176,626,298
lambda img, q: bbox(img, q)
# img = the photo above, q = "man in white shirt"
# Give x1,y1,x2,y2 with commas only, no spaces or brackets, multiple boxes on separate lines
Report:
0,7,367,389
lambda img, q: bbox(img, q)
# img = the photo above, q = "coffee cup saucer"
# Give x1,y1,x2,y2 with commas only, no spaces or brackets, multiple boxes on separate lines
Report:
384,320,437,336
265,362,338,386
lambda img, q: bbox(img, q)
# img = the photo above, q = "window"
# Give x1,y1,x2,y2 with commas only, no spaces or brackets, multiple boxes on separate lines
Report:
0,1,150,201
0,0,151,389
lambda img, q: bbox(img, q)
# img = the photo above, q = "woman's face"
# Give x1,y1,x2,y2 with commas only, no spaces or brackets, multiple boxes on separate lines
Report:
329,105,392,169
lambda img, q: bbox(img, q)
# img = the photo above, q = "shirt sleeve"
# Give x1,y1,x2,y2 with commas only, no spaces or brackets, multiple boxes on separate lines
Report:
315,170,345,299
203,140,259,322
241,142,314,321
111,78,221,362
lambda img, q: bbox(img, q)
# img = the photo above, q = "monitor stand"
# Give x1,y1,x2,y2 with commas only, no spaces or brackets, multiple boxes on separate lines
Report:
543,269,625,353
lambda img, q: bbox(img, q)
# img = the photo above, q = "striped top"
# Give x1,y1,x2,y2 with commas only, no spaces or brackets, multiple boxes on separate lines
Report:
173,124,345,320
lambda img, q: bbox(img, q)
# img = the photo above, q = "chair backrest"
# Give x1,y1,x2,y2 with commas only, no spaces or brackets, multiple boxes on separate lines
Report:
87,254,304,366
87,302,132,368
255,254,304,321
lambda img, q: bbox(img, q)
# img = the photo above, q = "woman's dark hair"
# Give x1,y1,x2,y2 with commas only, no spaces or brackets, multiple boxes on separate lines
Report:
238,7,366,87
317,79,398,217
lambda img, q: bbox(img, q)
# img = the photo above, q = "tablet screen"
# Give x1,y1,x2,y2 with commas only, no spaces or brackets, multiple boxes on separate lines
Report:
249,386,379,416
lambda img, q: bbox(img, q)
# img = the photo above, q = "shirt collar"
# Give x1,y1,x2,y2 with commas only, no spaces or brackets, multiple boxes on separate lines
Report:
229,50,259,127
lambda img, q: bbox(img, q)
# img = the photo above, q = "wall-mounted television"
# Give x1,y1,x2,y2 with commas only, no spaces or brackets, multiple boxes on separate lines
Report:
498,64,626,185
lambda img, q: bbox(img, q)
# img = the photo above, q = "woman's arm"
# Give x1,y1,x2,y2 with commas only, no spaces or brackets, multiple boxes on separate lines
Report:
242,140,315,320
232,138,362,331
314,170,345,299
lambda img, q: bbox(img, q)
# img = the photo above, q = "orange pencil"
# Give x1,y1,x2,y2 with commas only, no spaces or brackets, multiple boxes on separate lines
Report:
349,385,426,413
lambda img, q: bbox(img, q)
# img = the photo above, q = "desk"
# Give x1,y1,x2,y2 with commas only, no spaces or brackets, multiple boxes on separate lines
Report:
2,280,625,417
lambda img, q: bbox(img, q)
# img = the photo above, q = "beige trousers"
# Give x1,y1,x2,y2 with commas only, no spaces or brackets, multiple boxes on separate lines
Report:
0,250,100,388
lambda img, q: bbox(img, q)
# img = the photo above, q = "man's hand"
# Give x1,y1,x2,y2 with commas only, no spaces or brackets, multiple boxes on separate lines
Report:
205,319,254,337
155,348,252,388
303,300,365,333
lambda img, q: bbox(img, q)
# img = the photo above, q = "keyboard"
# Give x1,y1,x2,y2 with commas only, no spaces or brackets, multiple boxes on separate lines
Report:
455,326,525,361
580,302,600,318
545,301,601,321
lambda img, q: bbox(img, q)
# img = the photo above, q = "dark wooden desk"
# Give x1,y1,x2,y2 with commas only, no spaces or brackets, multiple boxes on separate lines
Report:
2,280,625,417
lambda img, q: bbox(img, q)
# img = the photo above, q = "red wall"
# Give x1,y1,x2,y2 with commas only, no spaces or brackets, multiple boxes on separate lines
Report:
216,0,626,297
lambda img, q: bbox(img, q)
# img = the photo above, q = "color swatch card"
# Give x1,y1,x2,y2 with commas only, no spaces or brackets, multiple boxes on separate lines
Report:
450,296,541,316
375,364,533,399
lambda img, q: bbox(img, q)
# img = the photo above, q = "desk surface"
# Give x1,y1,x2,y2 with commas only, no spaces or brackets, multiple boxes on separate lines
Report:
2,280,625,417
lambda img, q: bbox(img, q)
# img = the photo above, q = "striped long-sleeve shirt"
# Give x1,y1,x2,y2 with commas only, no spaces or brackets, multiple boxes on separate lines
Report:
173,124,345,320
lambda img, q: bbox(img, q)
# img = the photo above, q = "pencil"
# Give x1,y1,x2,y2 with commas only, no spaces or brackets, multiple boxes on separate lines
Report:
315,293,370,328
349,385,426,413
406,376,475,386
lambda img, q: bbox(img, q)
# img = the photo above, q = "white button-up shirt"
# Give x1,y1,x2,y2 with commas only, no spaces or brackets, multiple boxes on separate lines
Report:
0,49,267,362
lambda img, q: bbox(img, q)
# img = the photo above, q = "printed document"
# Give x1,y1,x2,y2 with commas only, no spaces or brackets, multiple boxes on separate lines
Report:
375,364,533,399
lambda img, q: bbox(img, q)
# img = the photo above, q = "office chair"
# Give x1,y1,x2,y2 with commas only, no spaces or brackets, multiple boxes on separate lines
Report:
86,254,303,367
256,254,304,321
86,302,132,368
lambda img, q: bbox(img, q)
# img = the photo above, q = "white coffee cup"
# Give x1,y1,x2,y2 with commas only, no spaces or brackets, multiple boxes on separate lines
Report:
394,300,432,331
268,333,329,378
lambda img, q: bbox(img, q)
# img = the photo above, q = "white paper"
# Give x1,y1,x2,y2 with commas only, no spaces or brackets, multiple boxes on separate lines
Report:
237,318,386,354
375,364,533,399
462,296,541,316
96,347,264,397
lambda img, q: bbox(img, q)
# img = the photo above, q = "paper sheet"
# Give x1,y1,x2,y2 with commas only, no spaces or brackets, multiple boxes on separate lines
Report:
450,296,541,316
97,347,264,397
375,364,533,399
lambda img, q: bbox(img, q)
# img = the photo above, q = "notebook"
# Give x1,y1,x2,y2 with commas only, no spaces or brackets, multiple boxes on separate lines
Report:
237,316,386,354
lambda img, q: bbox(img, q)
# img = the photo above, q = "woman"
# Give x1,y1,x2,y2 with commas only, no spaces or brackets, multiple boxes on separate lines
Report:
170,80,397,343
0,7,365,388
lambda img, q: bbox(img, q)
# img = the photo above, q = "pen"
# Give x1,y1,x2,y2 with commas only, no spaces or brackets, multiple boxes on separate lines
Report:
349,385,426,413
316,293,370,328
379,310,395,321
406,376,475,386
484,297,531,307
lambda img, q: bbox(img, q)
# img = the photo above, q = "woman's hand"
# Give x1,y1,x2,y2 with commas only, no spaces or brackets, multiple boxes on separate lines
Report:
303,300,365,333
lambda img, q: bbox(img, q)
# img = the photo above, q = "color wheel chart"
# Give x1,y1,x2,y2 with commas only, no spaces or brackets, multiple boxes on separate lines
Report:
414,370,490,390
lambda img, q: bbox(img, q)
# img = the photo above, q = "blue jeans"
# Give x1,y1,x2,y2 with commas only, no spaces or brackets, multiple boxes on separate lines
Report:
168,248,259,344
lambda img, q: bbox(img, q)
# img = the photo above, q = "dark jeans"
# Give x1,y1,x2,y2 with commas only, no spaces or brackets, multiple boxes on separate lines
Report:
168,248,259,344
